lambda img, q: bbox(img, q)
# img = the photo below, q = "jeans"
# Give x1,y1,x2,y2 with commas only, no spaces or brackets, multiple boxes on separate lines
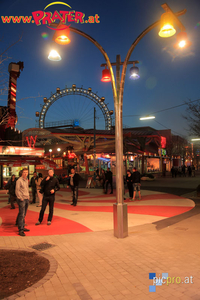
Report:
32,187,37,203
17,198,29,232
38,195,55,222
71,186,78,205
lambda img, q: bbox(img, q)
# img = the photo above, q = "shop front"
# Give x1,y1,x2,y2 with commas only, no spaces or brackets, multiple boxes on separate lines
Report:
0,146,44,188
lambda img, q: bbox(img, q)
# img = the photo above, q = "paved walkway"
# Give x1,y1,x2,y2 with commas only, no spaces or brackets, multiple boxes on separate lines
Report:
0,188,200,299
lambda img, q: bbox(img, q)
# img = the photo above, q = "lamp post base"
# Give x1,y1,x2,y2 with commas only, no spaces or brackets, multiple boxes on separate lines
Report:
113,203,128,238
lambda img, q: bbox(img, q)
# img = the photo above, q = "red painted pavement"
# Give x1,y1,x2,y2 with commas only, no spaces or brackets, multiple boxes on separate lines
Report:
0,206,92,236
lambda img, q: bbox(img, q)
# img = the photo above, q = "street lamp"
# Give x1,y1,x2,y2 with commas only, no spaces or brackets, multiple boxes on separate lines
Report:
49,3,189,238
140,116,155,120
49,148,52,160
48,49,61,61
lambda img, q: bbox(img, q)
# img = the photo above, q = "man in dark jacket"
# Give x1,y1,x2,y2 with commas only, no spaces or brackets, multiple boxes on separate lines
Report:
5,174,17,209
67,168,80,206
35,169,60,225
105,167,113,194
30,172,37,204
132,167,141,200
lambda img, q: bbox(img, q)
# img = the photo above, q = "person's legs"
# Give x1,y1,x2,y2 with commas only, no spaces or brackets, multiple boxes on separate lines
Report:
133,184,136,200
17,199,25,233
37,190,43,206
74,186,78,206
105,181,109,194
137,185,141,200
38,197,48,223
71,187,75,204
48,196,55,222
129,185,133,199
10,195,15,209
110,181,113,194
32,188,36,203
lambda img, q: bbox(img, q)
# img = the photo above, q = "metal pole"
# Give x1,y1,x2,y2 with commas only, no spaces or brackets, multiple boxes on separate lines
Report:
94,107,96,181
113,55,128,238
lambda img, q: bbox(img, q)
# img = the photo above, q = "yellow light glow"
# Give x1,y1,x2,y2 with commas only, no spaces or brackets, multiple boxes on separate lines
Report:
158,12,176,38
159,24,176,38
178,40,186,48
55,35,71,45
53,25,71,45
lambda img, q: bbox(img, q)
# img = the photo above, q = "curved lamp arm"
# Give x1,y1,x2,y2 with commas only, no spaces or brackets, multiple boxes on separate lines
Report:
120,9,187,102
69,27,117,103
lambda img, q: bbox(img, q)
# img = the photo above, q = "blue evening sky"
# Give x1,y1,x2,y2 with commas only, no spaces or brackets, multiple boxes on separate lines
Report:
0,0,200,138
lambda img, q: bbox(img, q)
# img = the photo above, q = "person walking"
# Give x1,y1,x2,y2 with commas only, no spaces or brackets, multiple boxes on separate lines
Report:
126,170,133,200
67,168,80,206
35,169,60,226
105,167,113,194
182,165,186,177
15,168,30,236
35,173,43,207
5,174,17,209
132,167,141,200
101,169,106,193
30,172,37,204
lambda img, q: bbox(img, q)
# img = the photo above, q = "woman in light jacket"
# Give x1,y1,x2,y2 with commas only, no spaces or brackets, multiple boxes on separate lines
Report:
35,173,43,207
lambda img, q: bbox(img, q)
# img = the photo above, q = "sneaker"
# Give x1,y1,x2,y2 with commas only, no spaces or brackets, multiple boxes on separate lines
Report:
47,221,51,225
35,221,41,225
19,231,26,236
23,228,30,232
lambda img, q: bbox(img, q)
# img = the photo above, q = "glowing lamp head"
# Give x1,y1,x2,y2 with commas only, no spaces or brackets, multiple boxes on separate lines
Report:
48,50,61,61
130,66,140,80
173,31,192,49
101,68,111,82
158,12,176,38
53,25,71,45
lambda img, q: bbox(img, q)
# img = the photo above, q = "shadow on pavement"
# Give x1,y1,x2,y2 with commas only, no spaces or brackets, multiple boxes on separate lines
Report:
153,200,200,230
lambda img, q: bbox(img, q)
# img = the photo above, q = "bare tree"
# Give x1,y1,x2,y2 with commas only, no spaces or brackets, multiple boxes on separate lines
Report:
183,100,200,137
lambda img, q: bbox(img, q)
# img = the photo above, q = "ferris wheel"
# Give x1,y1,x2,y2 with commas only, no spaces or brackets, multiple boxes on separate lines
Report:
35,84,113,130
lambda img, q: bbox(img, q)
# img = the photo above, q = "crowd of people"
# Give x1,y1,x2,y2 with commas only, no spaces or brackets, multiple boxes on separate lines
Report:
4,167,81,236
4,165,143,236
171,165,195,178
93,166,141,201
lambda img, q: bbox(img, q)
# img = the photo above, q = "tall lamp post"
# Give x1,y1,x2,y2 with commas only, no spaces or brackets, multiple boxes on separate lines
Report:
49,3,190,238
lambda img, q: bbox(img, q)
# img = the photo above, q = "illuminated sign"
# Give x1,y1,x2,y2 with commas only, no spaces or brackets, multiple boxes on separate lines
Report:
26,135,37,148
161,136,166,149
0,146,44,156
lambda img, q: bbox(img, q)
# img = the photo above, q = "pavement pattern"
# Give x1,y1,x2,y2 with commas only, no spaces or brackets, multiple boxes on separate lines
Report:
0,187,200,300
